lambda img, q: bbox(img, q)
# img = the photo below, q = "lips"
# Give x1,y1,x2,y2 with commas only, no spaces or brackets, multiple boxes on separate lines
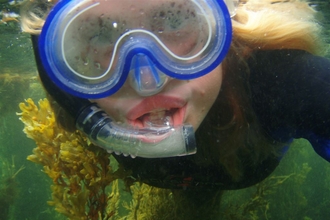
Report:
127,95,186,128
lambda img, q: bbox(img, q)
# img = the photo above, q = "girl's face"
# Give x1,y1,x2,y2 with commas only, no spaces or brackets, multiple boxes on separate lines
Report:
92,65,223,131
86,0,224,131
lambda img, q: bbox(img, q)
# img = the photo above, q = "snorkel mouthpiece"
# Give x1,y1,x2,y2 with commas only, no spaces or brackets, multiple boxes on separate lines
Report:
76,104,197,158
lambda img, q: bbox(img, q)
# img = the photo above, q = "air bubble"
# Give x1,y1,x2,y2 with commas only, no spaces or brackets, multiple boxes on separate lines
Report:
94,62,101,69
114,151,121,155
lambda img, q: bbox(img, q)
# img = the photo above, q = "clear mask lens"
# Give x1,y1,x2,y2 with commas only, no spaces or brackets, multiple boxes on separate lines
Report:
63,0,208,80
224,0,239,17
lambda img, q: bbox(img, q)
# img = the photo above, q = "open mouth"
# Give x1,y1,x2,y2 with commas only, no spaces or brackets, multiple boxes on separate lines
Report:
129,107,185,129
137,108,177,128
126,95,187,129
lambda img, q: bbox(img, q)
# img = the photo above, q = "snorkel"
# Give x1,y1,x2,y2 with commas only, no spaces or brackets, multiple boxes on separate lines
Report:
76,104,196,158
33,0,234,158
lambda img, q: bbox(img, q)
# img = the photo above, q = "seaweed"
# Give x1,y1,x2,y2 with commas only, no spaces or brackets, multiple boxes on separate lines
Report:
0,156,24,220
18,98,131,219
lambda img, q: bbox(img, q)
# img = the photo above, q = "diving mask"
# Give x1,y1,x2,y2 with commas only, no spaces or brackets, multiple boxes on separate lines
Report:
39,0,233,99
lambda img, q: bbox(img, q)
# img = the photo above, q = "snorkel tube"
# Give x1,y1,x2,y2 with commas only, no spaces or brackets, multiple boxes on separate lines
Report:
76,104,196,158
32,35,196,158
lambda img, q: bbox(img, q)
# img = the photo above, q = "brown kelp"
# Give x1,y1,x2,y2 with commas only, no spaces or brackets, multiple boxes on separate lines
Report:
18,98,130,219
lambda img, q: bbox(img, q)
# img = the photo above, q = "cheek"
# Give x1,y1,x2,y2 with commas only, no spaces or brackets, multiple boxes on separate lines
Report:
187,65,222,129
90,97,123,121
202,66,223,98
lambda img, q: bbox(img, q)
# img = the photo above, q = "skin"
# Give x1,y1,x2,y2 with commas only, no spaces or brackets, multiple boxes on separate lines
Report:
92,64,223,132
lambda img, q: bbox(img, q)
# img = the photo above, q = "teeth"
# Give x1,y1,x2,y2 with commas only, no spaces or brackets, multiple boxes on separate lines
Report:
149,108,168,113
149,110,166,121
143,109,173,127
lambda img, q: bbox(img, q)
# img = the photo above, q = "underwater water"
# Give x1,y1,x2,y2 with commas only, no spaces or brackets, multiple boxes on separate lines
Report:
1,1,330,220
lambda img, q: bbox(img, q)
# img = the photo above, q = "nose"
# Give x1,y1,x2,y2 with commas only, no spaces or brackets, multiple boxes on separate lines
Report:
129,53,169,96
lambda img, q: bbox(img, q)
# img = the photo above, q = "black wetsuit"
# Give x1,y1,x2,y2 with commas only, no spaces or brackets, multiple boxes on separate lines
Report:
114,50,330,190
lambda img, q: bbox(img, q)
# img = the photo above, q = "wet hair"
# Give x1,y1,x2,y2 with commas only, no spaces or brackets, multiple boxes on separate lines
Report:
20,0,56,34
20,0,327,180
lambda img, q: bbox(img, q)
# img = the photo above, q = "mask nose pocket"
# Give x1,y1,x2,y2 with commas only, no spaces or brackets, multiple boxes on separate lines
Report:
129,53,168,96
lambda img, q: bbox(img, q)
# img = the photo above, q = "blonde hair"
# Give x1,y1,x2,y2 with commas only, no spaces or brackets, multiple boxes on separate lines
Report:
20,0,56,34
233,0,325,54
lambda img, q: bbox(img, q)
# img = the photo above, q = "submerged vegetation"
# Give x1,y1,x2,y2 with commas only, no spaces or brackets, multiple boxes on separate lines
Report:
0,157,24,220
0,72,37,115
18,98,129,219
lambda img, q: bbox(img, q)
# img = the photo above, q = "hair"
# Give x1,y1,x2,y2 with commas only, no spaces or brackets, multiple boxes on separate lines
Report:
20,0,55,34
20,0,327,180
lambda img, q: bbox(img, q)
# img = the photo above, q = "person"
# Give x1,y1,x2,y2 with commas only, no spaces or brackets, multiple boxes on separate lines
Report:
20,0,330,218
